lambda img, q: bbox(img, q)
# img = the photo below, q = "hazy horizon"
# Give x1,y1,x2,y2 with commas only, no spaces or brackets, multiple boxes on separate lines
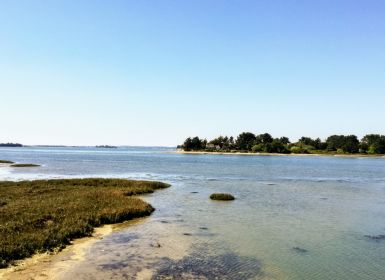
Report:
1,1,385,146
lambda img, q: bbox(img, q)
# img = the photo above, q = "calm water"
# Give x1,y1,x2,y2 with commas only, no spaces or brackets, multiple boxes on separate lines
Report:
1,146,385,279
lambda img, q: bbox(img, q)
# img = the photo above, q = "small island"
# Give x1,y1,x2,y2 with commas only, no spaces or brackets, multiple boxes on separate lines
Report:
0,161,40,167
95,145,117,149
0,143,22,147
179,133,385,156
0,160,14,164
10,164,40,167
0,178,170,268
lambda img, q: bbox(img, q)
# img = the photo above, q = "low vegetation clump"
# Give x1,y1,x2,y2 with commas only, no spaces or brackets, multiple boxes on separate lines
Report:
0,160,14,164
95,145,117,148
10,163,40,167
210,193,235,201
0,178,170,268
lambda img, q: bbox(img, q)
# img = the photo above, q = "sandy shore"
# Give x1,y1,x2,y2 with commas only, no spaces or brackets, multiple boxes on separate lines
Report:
173,150,385,158
0,225,114,280
0,216,193,280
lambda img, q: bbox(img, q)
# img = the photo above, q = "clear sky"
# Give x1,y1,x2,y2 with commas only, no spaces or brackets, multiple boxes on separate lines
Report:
1,0,384,146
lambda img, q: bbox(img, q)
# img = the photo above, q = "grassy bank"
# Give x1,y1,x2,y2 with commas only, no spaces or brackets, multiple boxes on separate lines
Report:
0,178,170,268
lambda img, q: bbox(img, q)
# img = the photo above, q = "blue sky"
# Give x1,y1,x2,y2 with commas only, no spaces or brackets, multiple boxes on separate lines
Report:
1,0,384,146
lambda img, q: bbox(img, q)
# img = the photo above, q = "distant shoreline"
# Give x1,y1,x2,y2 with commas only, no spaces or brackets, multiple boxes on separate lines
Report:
174,150,385,158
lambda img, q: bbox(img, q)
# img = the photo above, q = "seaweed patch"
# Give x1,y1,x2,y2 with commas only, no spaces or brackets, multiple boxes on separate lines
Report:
364,235,385,242
153,251,261,279
292,247,308,254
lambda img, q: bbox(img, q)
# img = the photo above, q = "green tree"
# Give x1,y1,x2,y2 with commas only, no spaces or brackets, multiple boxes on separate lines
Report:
326,135,344,151
341,135,359,153
361,134,381,146
326,135,359,153
297,137,325,149
313,138,326,150
251,144,263,152
183,136,205,151
191,136,204,150
183,137,193,151
209,136,233,150
298,137,315,146
229,136,235,149
361,134,385,154
236,132,256,150
270,139,290,153
279,137,290,145
209,136,225,148
255,133,273,144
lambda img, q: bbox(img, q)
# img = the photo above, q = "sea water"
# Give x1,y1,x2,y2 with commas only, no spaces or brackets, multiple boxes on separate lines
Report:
1,146,385,279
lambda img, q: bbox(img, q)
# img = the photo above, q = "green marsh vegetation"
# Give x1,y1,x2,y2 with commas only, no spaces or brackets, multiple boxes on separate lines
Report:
0,161,40,167
10,163,40,167
0,160,14,164
180,133,385,155
210,193,235,201
0,178,170,268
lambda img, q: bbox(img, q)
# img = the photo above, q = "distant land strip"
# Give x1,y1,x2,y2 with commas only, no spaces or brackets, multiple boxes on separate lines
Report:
0,143,22,147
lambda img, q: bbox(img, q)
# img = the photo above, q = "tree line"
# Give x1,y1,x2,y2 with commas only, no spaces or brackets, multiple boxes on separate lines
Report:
179,133,385,155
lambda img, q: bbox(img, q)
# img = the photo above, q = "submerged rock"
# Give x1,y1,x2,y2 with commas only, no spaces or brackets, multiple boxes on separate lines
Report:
111,233,139,244
292,247,308,253
99,261,129,270
150,242,162,248
364,234,385,242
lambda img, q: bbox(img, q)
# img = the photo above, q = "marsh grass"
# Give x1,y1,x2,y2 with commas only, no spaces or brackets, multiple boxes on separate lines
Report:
0,178,170,268
210,193,235,201
0,160,14,164
10,164,40,167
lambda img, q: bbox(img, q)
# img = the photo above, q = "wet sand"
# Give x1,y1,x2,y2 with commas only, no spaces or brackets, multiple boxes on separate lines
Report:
0,225,114,280
0,216,194,280
57,216,194,280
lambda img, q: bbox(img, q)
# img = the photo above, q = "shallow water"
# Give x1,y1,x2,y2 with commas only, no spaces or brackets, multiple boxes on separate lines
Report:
1,146,385,279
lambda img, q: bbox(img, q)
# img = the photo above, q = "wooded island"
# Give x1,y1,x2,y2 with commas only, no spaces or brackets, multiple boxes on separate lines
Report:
179,133,385,155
